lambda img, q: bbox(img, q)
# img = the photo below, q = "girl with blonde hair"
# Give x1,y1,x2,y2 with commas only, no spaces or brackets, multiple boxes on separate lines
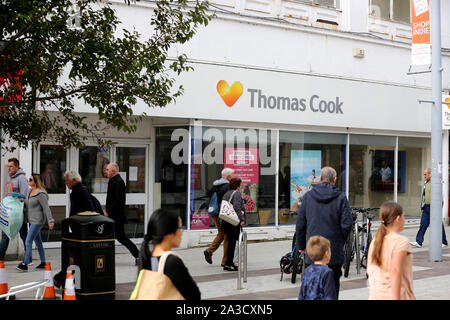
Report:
16,174,54,272
367,201,415,300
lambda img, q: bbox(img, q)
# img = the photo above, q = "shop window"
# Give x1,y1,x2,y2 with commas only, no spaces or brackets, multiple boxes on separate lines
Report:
39,145,67,194
116,147,146,193
397,137,430,218
349,135,396,210
79,146,110,193
124,204,145,238
370,0,411,23
190,126,276,229
278,132,346,225
155,127,189,228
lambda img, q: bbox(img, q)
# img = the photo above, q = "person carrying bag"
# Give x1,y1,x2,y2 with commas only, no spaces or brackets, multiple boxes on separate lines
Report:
220,178,246,272
219,190,240,226
130,208,200,300
130,251,184,300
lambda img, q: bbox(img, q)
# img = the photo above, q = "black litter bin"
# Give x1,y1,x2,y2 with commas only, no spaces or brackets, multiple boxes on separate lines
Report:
61,212,115,300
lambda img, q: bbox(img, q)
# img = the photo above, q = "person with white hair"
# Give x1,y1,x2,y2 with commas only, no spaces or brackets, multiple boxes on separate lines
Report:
104,163,139,264
296,166,352,299
64,170,95,216
203,167,234,266
54,170,95,287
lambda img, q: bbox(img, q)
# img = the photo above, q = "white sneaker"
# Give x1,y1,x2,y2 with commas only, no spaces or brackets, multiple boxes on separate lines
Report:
442,244,448,248
410,241,422,248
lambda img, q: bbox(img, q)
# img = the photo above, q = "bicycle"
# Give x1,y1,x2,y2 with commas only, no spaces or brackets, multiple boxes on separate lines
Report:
343,207,378,277
359,207,378,269
279,231,305,284
343,209,358,278
290,232,306,284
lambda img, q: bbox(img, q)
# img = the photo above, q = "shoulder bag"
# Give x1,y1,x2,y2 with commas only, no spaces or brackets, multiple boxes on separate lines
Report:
218,190,240,226
129,251,185,300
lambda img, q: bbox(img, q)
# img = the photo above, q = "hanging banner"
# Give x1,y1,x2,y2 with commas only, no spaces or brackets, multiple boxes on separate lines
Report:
410,0,431,66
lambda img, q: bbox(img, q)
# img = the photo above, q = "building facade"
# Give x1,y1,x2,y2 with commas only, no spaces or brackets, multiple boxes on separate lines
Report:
2,0,450,251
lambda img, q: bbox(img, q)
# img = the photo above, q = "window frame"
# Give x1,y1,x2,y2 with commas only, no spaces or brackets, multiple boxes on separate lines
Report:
369,0,411,24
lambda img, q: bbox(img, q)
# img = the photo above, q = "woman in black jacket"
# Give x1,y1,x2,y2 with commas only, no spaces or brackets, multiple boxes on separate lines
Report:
221,177,246,271
136,208,200,300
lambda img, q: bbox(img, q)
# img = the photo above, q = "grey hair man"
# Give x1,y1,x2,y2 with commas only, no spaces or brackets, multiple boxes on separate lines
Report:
64,170,94,215
64,170,81,189
54,169,95,288
320,166,337,184
104,163,140,263
203,167,234,266
296,166,352,299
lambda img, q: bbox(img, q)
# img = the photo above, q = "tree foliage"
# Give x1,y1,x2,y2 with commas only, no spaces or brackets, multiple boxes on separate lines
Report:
0,0,212,150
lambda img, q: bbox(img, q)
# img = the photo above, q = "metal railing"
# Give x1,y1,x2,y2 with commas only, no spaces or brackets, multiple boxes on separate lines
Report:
237,230,247,290
0,279,50,300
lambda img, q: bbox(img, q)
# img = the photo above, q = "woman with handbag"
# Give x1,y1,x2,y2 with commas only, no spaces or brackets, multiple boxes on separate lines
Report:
221,177,247,272
131,208,200,300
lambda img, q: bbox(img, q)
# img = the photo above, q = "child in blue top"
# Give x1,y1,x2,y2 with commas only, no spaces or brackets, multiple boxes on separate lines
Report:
298,236,337,300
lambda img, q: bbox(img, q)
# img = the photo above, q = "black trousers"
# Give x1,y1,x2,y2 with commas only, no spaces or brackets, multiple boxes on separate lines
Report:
222,221,240,266
328,264,343,299
114,221,139,258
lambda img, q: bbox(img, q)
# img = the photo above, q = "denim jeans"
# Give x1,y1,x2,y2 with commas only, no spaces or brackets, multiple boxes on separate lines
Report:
0,222,28,260
23,224,45,265
416,205,448,246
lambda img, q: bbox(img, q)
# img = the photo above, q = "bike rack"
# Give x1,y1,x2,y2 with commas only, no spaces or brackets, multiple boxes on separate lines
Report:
237,230,248,290
355,220,361,275
0,279,50,300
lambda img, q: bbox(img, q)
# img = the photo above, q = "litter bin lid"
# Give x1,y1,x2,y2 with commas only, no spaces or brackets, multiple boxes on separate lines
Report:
66,211,115,225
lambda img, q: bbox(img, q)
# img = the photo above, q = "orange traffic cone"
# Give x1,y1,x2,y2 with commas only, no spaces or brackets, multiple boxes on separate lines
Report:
63,270,76,300
43,262,58,300
0,260,8,295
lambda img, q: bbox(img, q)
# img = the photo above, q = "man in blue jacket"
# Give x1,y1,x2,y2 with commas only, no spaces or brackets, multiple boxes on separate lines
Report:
296,166,352,298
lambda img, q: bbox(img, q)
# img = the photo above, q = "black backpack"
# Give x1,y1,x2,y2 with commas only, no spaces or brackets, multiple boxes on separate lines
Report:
90,194,104,215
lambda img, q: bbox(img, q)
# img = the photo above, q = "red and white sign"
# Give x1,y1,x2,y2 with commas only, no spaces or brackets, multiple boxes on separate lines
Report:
224,148,259,184
411,0,431,66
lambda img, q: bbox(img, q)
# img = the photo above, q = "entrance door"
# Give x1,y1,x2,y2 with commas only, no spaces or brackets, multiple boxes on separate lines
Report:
35,144,69,245
78,144,147,239
36,143,148,244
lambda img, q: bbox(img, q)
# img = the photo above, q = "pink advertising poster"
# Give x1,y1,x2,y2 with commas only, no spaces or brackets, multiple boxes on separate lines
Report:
191,212,210,230
224,148,259,184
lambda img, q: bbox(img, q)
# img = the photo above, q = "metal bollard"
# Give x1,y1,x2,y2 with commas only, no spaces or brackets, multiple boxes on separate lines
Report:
237,230,247,290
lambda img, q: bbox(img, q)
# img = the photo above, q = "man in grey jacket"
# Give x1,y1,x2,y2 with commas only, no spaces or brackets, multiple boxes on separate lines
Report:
0,158,30,260
203,168,234,266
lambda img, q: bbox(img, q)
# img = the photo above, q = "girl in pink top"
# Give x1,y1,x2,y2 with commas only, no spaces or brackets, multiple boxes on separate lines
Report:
367,201,415,300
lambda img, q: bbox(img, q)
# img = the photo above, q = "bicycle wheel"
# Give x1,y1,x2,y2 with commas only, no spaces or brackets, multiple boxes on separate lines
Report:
360,231,372,269
291,249,299,284
343,228,354,278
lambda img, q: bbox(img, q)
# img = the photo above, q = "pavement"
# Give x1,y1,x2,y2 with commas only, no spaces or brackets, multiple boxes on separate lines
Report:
2,219,450,300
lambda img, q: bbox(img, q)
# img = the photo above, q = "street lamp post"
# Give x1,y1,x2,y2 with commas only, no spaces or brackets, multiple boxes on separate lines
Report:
429,0,443,262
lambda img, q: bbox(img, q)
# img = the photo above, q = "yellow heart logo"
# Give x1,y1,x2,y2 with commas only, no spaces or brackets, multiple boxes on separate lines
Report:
217,80,243,107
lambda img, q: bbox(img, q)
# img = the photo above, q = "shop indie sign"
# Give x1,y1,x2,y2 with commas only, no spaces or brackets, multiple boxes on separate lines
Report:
224,148,259,184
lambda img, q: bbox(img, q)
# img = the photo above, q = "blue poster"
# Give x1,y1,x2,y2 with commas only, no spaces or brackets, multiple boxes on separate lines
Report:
290,150,322,207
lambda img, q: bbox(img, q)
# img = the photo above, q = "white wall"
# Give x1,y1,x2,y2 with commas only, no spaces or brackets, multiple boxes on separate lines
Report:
111,0,450,92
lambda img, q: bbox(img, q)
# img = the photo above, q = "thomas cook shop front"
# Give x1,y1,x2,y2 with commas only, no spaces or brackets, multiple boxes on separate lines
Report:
20,62,436,248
